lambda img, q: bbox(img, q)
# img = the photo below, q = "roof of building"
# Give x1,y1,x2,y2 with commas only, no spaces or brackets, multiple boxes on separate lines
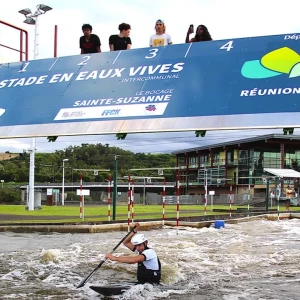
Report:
172,134,300,155
264,168,300,178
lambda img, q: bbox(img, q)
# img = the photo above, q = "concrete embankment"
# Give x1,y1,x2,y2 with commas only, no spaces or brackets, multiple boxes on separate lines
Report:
0,213,299,233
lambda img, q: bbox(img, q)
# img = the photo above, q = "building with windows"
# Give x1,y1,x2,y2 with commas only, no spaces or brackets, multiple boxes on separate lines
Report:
172,134,300,196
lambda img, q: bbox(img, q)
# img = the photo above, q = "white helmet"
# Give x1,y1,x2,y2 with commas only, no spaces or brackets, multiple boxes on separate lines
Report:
131,233,148,246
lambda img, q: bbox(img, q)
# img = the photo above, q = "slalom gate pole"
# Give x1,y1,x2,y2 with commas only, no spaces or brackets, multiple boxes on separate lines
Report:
277,183,280,221
79,174,83,219
204,172,207,216
107,175,111,221
131,178,134,224
162,177,166,226
248,184,251,218
127,175,131,232
229,183,232,217
176,174,180,235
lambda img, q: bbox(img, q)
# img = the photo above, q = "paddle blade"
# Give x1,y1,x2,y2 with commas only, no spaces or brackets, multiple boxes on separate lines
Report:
76,261,105,288
77,226,136,288
77,267,97,288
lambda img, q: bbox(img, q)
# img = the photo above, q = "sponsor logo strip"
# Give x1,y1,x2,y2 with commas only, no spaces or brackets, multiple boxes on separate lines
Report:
54,103,168,120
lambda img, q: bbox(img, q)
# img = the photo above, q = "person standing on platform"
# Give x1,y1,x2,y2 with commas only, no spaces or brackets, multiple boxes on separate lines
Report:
185,24,212,43
149,19,172,47
80,24,101,54
285,185,295,211
109,23,132,51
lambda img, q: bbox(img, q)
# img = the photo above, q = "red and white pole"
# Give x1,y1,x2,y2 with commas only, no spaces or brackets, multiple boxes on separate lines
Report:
79,174,83,219
176,173,180,234
229,182,232,218
162,177,166,226
107,175,111,221
204,170,207,216
127,175,131,232
131,178,135,224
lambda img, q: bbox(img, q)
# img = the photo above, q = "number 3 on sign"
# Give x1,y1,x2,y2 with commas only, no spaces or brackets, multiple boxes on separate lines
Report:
220,40,233,52
145,48,158,59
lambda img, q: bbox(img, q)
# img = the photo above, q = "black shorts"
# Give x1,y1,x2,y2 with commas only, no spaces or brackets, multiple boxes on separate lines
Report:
286,199,291,204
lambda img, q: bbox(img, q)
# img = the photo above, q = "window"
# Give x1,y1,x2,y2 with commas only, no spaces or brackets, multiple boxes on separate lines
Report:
238,150,250,184
200,154,210,166
214,152,220,162
227,151,234,162
198,167,225,185
189,156,198,167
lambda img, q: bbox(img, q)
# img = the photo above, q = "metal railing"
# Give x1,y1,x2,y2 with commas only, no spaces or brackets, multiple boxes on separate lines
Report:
0,20,28,61
19,181,176,189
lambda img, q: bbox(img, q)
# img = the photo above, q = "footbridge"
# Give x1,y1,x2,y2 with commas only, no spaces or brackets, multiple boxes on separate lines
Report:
1,33,300,138
1,30,300,214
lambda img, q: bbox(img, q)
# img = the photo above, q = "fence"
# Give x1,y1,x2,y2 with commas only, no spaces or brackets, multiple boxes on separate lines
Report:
34,190,291,206
145,192,274,206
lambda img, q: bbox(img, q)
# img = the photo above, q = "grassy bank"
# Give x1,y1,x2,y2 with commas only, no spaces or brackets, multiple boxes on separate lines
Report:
0,204,224,217
0,204,298,224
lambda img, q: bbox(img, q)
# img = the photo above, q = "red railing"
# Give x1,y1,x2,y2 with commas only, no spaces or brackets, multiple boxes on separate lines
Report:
54,25,58,57
0,20,29,61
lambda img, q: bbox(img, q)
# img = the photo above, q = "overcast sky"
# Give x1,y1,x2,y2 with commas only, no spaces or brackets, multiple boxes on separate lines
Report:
0,0,300,154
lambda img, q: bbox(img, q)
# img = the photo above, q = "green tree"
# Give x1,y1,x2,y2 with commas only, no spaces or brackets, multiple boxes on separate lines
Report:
0,188,20,204
1,143,176,184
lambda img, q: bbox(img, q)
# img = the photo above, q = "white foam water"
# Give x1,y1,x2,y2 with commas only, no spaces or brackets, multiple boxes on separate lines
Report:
0,219,300,299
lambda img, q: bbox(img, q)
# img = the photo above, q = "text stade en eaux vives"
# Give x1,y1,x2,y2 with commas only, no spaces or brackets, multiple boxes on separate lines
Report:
0,63,184,89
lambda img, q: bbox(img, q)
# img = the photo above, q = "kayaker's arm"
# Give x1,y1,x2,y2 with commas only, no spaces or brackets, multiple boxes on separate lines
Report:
123,223,140,251
105,253,145,264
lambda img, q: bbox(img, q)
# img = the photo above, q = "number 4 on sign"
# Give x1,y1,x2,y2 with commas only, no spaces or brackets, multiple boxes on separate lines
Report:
220,41,233,52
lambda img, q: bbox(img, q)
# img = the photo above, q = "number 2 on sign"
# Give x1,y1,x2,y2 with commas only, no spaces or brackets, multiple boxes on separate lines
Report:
78,56,91,66
220,41,233,52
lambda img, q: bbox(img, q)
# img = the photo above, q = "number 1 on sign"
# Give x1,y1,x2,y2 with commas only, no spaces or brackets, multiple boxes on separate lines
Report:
18,62,30,72
220,41,233,52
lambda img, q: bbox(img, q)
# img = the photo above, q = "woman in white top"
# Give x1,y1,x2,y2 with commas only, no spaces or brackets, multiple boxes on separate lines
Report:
149,19,172,47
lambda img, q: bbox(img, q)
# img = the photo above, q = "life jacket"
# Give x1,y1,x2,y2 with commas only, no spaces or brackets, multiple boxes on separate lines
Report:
137,256,161,284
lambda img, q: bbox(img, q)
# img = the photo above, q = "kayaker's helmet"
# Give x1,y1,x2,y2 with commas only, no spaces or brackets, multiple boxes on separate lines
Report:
131,233,148,246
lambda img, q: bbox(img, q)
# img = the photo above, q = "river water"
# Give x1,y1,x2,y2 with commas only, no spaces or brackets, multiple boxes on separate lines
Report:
0,219,300,299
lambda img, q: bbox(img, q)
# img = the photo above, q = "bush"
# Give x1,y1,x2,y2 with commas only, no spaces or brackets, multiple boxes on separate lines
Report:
0,188,21,204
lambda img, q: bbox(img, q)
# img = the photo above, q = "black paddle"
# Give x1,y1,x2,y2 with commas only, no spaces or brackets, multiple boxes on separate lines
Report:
77,226,137,288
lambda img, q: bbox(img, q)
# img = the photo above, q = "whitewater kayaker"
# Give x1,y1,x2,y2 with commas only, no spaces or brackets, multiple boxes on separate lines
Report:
105,223,161,284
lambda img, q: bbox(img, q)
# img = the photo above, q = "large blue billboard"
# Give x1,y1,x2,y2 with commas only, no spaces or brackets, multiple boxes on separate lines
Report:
0,33,300,138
